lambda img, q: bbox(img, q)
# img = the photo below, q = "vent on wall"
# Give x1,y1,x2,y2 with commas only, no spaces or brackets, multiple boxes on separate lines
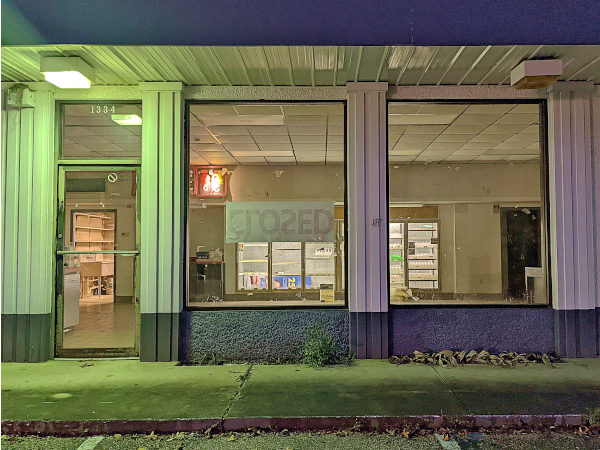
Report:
65,178,106,192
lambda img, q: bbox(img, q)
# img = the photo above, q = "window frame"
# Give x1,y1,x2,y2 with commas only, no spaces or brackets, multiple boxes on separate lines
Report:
386,98,551,309
183,99,349,311
57,100,143,164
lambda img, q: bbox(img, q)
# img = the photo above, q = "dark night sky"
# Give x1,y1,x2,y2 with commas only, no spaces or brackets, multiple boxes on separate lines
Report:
2,0,600,46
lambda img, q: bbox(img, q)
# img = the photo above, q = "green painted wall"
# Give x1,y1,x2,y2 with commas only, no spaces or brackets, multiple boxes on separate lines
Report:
140,83,185,315
1,88,55,316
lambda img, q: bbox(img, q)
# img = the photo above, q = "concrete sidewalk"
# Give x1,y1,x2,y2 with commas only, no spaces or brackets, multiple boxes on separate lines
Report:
2,359,600,433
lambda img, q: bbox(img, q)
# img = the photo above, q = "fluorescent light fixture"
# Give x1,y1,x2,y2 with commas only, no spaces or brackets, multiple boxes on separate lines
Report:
198,115,284,126
40,56,95,89
230,151,293,157
390,203,424,208
111,114,142,125
389,114,457,125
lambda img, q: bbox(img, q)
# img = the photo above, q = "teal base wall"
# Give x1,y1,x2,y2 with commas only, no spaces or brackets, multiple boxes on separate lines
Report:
140,313,179,362
1,314,53,362
349,312,389,359
179,309,349,363
554,308,600,358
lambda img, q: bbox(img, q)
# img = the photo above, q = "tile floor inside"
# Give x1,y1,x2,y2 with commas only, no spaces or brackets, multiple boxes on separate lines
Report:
62,299,135,349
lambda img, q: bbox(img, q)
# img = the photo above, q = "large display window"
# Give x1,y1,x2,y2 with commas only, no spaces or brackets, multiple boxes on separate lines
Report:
388,102,548,306
187,102,346,308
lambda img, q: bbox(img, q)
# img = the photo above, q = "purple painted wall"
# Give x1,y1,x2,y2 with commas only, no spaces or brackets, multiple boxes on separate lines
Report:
391,307,555,355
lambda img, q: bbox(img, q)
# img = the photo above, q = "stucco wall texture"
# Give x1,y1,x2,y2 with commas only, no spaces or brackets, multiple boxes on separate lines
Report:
391,307,555,355
180,309,349,363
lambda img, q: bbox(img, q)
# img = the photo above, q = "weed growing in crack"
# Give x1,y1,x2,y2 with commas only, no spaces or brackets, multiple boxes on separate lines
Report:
302,325,355,367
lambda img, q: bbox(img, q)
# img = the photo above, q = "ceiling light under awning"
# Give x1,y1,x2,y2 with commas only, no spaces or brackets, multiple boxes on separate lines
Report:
40,56,95,89
111,114,142,125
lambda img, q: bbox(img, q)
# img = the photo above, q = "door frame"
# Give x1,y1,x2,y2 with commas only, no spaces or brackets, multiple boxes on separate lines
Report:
55,165,141,358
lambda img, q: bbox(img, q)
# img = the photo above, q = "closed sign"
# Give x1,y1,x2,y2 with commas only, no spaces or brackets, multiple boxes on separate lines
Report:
226,202,335,243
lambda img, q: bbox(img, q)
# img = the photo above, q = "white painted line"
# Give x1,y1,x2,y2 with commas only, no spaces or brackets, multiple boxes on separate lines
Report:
76,436,104,450
435,434,461,450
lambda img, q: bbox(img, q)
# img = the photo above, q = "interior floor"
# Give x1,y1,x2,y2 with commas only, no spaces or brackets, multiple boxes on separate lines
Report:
62,300,135,349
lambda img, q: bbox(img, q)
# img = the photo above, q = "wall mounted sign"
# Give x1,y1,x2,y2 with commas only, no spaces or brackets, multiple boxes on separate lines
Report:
226,201,335,243
193,166,228,198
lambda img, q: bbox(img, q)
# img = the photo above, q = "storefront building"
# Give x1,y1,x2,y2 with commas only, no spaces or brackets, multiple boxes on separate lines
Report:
1,45,599,362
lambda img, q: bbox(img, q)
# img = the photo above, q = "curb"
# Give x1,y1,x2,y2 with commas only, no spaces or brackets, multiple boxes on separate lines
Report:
1,414,587,437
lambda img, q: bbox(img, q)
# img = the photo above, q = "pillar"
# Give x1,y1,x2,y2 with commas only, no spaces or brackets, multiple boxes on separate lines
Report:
547,81,599,357
1,86,55,362
346,82,389,358
139,82,185,361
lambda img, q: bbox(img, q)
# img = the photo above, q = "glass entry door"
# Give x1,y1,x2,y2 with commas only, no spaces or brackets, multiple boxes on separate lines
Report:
55,167,140,357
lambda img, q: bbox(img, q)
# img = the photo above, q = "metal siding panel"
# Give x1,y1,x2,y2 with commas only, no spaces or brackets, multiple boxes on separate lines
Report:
16,108,34,315
549,90,573,310
370,312,382,358
593,88,600,309
157,91,174,314
172,93,184,313
558,92,575,310
582,92,596,310
571,95,584,309
378,91,388,313
365,91,380,312
140,313,157,361
1,314,17,362
31,91,54,314
3,109,20,315
548,94,560,310
141,91,159,314
571,93,592,309
15,314,29,362
347,91,367,312
0,91,8,312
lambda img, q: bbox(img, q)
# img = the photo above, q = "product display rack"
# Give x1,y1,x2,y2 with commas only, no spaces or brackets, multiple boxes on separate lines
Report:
389,220,439,291
407,222,439,289
236,235,344,293
389,222,405,287
237,243,269,290
72,212,115,297
304,242,336,290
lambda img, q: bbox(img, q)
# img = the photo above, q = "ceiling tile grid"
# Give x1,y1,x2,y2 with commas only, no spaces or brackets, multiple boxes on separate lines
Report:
388,102,541,164
188,103,345,166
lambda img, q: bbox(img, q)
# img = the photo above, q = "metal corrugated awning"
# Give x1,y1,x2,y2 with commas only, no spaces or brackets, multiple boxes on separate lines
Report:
2,45,600,86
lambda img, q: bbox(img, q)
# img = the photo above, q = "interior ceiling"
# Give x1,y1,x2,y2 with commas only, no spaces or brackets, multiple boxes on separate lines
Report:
63,102,538,165
189,103,343,165
2,45,600,86
63,104,142,158
388,103,539,164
